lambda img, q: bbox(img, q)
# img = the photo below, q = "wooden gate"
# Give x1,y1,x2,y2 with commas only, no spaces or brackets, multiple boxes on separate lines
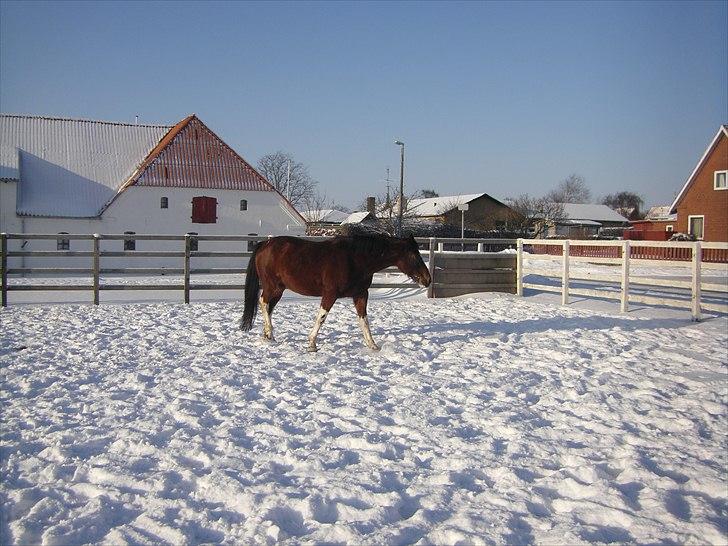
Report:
430,252,517,298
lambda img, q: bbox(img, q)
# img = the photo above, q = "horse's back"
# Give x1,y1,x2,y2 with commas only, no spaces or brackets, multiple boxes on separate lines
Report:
256,236,346,296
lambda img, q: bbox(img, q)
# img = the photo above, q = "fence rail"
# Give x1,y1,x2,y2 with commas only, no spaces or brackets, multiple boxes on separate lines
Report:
3,234,727,320
517,239,728,320
1,233,442,306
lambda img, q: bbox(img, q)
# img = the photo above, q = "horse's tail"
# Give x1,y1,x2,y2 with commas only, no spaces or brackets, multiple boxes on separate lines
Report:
241,242,263,331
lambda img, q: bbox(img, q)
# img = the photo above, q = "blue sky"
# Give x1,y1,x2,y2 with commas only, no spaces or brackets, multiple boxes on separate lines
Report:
1,0,726,210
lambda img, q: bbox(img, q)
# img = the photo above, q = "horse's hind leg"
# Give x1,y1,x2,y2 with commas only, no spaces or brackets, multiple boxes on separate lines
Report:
260,288,283,342
353,291,380,351
308,294,335,352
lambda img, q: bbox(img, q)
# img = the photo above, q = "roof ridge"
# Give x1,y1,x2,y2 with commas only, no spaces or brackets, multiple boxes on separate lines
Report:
0,113,172,128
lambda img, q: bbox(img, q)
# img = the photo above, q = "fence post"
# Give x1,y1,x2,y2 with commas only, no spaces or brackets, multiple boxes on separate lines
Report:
562,240,569,306
620,240,630,313
93,234,100,305
1,233,7,307
184,234,191,304
437,241,444,252
691,242,702,321
477,242,483,252
516,238,523,297
428,237,436,298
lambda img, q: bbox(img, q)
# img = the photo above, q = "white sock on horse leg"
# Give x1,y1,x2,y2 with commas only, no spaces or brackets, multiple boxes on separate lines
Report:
308,307,328,349
358,316,380,350
260,296,273,339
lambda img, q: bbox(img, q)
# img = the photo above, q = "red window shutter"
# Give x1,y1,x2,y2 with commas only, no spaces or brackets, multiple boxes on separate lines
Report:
207,197,217,223
192,197,203,223
191,196,217,224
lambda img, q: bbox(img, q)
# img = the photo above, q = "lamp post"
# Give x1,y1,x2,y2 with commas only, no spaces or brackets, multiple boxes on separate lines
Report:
458,203,469,239
394,140,405,237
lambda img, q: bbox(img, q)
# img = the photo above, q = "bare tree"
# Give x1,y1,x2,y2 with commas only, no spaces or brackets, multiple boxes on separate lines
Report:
257,151,317,207
420,189,439,198
504,194,566,238
601,192,644,220
547,174,592,204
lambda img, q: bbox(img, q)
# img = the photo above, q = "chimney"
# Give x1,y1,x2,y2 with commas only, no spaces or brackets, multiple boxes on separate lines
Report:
366,196,376,214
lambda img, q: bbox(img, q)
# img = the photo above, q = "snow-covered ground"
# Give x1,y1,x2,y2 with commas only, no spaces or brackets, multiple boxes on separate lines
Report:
2,289,727,545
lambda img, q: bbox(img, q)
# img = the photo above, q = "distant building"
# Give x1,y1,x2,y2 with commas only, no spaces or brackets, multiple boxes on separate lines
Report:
547,203,629,238
669,125,728,242
629,205,677,238
405,193,515,231
301,209,350,226
0,114,306,268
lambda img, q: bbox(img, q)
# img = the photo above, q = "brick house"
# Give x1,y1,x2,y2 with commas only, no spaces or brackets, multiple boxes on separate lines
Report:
669,125,728,242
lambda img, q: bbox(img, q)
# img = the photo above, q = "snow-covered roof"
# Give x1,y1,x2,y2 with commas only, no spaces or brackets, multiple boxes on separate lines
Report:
1,114,171,217
302,209,350,223
341,211,374,224
407,193,487,217
645,205,676,221
669,125,728,213
558,219,602,226
560,203,628,223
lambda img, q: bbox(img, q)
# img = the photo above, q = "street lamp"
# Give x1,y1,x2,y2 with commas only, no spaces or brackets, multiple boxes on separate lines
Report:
394,140,404,237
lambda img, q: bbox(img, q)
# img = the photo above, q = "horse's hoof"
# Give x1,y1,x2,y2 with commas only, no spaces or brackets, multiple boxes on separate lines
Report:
369,344,381,352
307,345,318,353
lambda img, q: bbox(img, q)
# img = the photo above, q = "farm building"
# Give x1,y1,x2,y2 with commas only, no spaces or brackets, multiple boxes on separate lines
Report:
0,114,306,268
627,205,677,240
301,209,379,235
669,125,728,242
405,193,516,231
546,203,629,238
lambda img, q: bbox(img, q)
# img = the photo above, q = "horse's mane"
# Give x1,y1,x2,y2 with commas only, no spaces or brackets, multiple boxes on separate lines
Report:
336,234,392,256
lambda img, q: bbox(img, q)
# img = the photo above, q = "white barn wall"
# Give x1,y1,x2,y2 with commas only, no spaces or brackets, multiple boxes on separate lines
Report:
3,186,305,270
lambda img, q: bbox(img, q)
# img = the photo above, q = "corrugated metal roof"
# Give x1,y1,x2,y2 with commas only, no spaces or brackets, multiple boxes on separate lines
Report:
130,117,274,192
561,203,629,223
407,193,486,217
1,114,170,217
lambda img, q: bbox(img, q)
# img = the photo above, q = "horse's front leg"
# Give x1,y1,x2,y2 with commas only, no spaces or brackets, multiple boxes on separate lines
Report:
308,295,335,352
353,291,380,351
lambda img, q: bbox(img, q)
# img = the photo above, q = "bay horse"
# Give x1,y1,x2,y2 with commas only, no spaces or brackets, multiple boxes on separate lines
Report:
241,234,431,351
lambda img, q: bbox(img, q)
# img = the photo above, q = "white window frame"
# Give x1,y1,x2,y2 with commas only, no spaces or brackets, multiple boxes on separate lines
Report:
665,225,673,232
687,215,704,240
714,170,727,190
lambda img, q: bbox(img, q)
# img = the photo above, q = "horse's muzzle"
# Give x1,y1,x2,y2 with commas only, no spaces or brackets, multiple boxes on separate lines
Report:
418,271,432,288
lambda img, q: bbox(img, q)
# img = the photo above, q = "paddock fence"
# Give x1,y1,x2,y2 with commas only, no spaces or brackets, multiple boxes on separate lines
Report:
518,239,728,321
0,234,517,306
2,234,726,320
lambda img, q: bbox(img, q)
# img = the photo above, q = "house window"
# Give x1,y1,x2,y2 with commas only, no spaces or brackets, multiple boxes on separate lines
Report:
666,225,674,232
191,196,217,223
57,232,70,251
715,170,727,190
240,199,248,211
124,231,136,251
688,216,704,240
247,233,258,252
187,232,199,252
161,197,168,209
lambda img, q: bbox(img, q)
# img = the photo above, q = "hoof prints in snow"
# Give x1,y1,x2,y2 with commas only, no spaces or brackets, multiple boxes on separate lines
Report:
1,295,727,545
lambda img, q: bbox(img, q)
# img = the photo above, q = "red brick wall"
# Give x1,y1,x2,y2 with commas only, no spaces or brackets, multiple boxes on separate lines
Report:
675,132,728,242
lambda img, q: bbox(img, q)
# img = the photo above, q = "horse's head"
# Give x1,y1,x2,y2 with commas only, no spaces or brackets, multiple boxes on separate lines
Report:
395,235,431,288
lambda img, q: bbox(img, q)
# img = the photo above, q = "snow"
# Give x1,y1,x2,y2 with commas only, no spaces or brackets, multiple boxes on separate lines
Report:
2,288,727,545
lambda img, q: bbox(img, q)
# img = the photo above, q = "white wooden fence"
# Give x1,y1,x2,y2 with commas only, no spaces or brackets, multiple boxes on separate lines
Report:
516,239,728,321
